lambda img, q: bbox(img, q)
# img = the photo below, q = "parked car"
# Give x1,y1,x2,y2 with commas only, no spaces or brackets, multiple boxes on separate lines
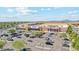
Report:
20,48,32,51
17,31,23,33
7,37,14,41
64,38,70,41
48,40,54,43
1,34,8,37
3,34,8,36
11,33,18,37
27,40,33,42
42,32,45,34
38,36,44,38
30,35,36,38
45,42,53,45
45,37,50,40
50,33,54,35
17,36,21,38
24,33,30,37
11,33,21,37
62,44,70,47
45,37,54,42
0,35,3,37
30,36,35,38
62,39,70,47
1,48,14,51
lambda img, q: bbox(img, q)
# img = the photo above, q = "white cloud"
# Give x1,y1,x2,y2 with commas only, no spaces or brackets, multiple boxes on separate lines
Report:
47,8,51,11
15,7,29,15
32,10,38,12
53,7,61,9
40,8,45,11
7,8,14,12
68,10,78,14
40,8,52,11
15,7,38,16
65,10,79,20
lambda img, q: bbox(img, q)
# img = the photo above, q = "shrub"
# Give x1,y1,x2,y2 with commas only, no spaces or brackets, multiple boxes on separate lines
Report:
66,25,73,34
0,39,6,49
12,40,26,49
32,31,43,36
8,28,16,33
66,25,79,50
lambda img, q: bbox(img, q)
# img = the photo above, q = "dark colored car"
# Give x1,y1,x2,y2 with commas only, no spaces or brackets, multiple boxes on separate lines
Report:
62,39,70,47
50,33,54,35
7,37,14,41
1,35,4,37
38,36,44,38
37,34,44,38
63,44,70,47
11,33,21,37
11,33,18,37
64,38,70,41
30,35,36,38
45,42,53,45
45,37,54,42
42,32,45,34
17,36,21,38
1,34,8,37
20,48,32,51
18,31,23,33
27,40,33,42
3,34,8,36
24,34,30,37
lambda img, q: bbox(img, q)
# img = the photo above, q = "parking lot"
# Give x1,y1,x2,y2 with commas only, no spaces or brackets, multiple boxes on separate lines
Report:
23,32,70,51
0,28,70,51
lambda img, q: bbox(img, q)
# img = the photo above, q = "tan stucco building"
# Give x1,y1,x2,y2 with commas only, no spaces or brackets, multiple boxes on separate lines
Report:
16,21,79,32
16,23,28,31
39,22,68,32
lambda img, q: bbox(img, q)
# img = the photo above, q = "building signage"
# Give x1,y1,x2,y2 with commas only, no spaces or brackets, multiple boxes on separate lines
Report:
31,26,39,29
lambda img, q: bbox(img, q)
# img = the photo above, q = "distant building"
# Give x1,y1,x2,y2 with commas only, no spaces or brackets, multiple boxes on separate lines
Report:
39,22,68,32
16,23,28,32
17,22,79,32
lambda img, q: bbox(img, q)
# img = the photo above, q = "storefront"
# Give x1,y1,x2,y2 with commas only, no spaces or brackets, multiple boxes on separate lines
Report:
17,22,68,32
16,23,28,32
28,25,40,31
39,22,68,32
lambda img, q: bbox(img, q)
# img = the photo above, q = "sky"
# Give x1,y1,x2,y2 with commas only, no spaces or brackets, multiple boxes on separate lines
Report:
0,7,79,22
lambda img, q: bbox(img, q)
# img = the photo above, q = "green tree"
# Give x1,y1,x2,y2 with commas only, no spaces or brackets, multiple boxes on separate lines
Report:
12,40,26,50
8,28,16,33
71,32,78,42
74,39,79,50
32,31,43,37
66,25,73,34
0,40,6,49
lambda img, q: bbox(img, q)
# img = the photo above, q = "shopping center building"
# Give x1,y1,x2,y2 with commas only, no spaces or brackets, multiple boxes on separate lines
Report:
39,22,68,32
16,21,79,32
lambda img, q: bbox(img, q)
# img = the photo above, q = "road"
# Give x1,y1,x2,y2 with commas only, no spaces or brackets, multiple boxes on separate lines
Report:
52,33,69,51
